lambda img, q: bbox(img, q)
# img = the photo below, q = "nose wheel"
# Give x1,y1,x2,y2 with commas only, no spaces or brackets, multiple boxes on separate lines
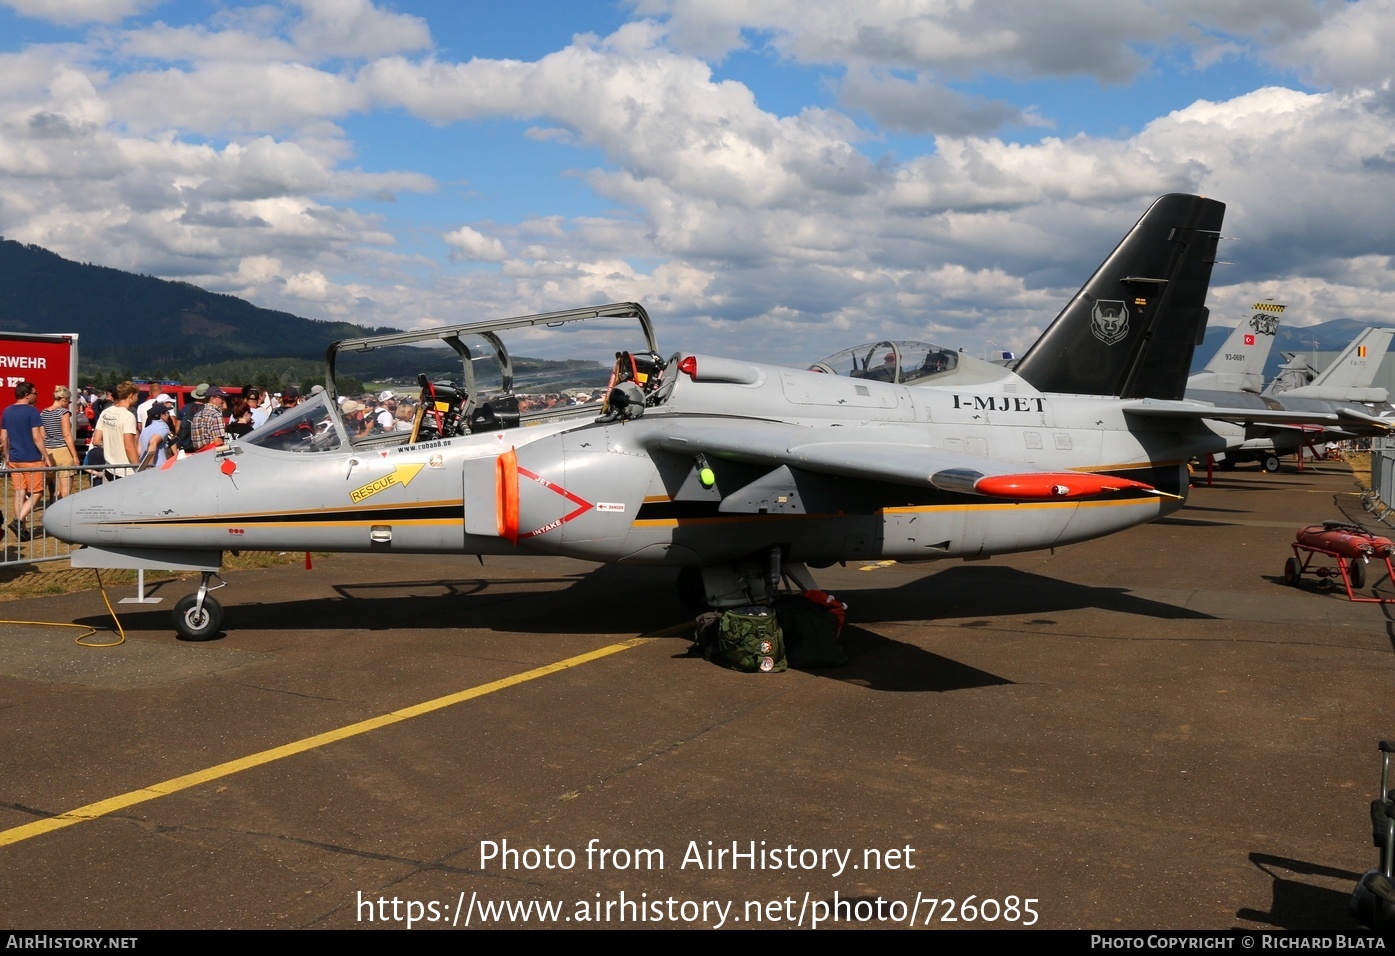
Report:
173,572,226,641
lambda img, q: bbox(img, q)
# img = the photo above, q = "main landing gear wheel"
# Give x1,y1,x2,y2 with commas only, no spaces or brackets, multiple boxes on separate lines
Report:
1349,560,1368,590
1284,556,1303,586
173,593,223,641
1262,454,1281,473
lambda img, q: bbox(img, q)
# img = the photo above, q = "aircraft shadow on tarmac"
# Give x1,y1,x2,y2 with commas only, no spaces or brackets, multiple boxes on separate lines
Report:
840,564,1215,624
1197,477,1296,491
811,625,1012,694
1149,516,1242,528
85,567,686,638
1235,852,1365,932
78,562,1207,692
1377,600,1395,653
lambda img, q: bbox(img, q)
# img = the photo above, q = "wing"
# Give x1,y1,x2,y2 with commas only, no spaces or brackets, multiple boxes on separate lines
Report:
1122,398,1342,426
1331,405,1391,431
1123,399,1389,440
654,421,1164,502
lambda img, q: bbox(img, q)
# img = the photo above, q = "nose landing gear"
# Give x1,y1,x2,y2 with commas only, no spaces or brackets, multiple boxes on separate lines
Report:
173,571,226,641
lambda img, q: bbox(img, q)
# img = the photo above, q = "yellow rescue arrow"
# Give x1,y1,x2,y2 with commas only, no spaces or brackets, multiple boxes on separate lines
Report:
350,463,425,504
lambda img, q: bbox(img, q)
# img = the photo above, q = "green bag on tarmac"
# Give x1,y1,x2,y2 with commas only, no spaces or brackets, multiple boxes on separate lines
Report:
713,606,786,673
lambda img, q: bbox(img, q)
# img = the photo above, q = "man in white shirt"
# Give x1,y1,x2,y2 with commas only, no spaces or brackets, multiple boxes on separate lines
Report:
93,380,140,475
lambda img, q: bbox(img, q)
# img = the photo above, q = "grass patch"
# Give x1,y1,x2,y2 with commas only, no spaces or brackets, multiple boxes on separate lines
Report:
1344,450,1372,489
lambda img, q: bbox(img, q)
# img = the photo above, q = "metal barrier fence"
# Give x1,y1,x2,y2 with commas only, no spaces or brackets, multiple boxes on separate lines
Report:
0,462,140,568
1365,438,1395,525
1375,438,1395,501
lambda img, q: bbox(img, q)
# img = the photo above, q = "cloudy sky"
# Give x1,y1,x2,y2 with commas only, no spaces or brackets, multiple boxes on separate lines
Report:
2,0,1394,364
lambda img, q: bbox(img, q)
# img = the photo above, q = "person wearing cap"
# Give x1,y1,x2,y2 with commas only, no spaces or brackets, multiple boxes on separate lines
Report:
242,385,270,430
139,402,175,468
339,399,372,438
42,385,80,501
181,383,209,423
373,397,394,433
136,390,173,431
269,385,299,419
188,385,229,451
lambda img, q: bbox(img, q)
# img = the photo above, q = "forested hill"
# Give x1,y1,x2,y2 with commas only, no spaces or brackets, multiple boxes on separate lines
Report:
0,239,395,371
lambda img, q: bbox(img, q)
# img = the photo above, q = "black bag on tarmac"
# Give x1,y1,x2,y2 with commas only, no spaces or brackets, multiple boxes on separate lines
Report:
772,594,848,668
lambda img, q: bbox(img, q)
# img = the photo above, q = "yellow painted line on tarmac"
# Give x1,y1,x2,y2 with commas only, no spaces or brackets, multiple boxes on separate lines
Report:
0,638,653,849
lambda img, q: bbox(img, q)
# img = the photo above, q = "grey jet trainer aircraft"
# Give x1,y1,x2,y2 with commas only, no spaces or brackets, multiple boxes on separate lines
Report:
48,193,1309,641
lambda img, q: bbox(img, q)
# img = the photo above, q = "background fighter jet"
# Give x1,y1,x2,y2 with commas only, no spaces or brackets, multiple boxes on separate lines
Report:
1187,325,1394,471
50,194,1276,641
1186,302,1284,394
1262,326,1393,403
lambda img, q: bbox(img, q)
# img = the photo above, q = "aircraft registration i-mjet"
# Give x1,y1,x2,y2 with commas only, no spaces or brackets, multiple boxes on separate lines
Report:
45,193,1319,641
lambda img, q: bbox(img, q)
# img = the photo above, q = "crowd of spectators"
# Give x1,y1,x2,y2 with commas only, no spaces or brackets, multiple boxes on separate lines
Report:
71,382,451,462
27,379,603,497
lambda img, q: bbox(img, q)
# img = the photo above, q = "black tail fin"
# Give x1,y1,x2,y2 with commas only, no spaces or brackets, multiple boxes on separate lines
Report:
1013,194,1225,399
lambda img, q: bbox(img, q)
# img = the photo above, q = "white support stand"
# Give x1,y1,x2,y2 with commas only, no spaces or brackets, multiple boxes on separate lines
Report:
119,568,163,605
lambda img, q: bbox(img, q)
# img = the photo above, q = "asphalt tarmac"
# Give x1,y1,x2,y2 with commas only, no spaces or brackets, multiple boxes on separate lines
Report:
0,460,1391,931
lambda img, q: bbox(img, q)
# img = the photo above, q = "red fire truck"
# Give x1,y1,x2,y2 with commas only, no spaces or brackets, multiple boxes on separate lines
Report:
0,332,79,418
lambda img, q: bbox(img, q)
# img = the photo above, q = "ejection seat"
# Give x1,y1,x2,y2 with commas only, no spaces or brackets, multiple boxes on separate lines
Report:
411,375,470,443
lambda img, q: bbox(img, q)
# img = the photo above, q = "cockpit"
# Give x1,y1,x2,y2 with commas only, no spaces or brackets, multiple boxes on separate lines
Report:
235,303,671,455
238,395,346,453
810,341,962,385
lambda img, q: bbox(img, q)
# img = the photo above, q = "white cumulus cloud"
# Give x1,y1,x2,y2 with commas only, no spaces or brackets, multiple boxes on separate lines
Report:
444,225,507,262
